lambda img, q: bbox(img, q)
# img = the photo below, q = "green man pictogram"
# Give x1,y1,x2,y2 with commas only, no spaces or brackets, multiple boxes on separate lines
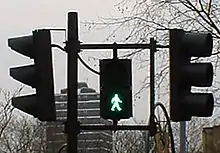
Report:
111,94,122,112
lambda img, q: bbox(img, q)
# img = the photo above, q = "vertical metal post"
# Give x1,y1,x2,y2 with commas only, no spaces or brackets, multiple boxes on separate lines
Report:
113,42,118,59
112,42,118,128
180,121,186,153
143,130,150,153
149,38,156,136
66,12,79,153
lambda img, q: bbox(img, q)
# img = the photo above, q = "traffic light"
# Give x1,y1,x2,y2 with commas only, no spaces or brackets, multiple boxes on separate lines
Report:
100,59,132,120
8,29,56,121
169,29,214,122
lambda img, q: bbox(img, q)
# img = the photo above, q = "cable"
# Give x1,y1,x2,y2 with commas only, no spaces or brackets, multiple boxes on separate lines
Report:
51,44,66,52
154,102,175,153
58,143,67,153
51,43,100,75
77,53,100,75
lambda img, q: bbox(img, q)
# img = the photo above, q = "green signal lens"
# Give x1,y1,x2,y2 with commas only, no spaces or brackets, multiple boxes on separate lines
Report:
110,93,123,112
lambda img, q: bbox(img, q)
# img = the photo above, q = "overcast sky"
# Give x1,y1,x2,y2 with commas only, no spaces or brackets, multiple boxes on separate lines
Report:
0,0,150,122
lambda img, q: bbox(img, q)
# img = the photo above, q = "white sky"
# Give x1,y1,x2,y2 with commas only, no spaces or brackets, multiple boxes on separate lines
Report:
0,0,150,122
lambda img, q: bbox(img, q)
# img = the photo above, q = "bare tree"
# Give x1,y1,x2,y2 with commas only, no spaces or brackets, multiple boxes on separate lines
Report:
83,0,220,102
0,88,47,153
113,130,145,153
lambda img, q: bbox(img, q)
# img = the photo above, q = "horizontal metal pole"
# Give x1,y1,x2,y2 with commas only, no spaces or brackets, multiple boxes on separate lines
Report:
80,43,168,50
157,44,169,48
80,125,150,131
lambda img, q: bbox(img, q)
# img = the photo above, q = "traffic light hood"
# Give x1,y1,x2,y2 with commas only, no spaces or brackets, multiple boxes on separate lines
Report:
181,32,213,57
8,35,34,58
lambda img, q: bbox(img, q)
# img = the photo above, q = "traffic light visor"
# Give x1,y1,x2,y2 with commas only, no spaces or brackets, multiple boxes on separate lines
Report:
8,35,34,58
182,32,213,57
10,64,36,88
183,93,214,117
183,63,213,87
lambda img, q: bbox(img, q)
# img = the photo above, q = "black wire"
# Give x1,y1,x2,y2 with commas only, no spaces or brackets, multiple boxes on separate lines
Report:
154,102,176,153
51,44,66,52
51,44,100,75
58,143,67,153
77,53,100,75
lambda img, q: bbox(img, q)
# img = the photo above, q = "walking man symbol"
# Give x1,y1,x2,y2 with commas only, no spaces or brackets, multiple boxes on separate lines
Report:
111,94,122,112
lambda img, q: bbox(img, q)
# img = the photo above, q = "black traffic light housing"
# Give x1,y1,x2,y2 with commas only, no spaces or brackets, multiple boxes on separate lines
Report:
169,29,214,122
8,29,56,121
100,59,132,120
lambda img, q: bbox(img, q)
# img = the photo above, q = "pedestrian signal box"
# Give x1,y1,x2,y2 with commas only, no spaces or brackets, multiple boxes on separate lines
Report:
100,59,132,120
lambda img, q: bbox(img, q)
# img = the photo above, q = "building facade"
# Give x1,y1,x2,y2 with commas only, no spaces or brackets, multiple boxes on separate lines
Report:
46,83,113,153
